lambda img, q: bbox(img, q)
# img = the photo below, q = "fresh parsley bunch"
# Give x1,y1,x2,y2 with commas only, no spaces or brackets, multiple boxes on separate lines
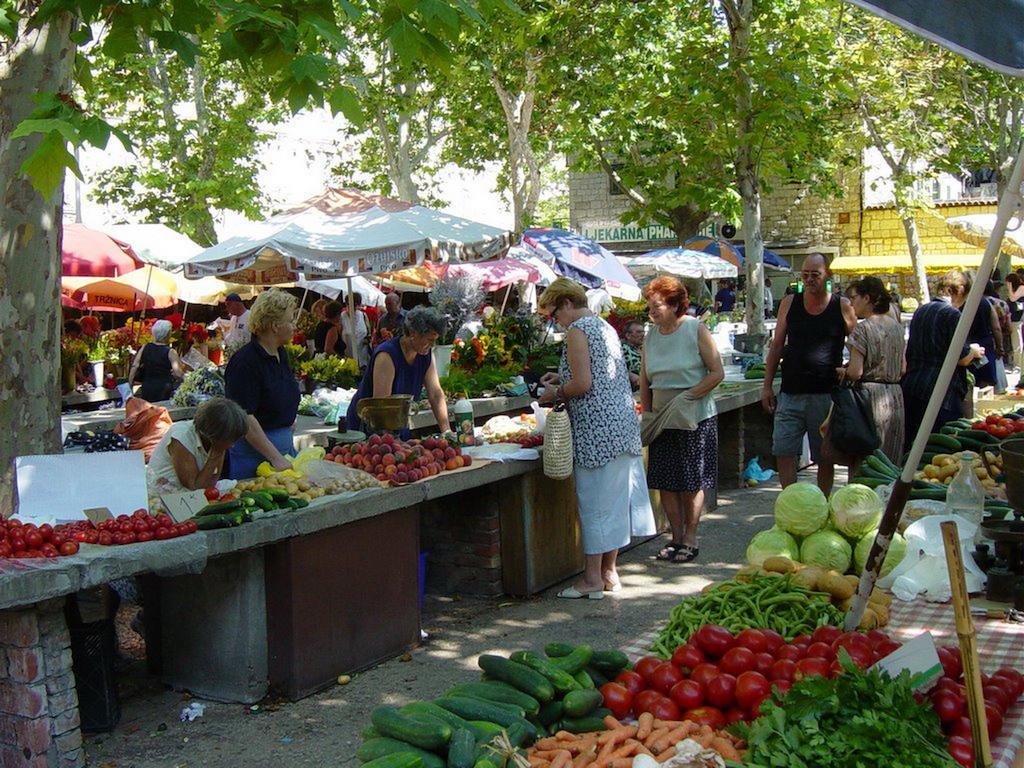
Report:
733,654,957,768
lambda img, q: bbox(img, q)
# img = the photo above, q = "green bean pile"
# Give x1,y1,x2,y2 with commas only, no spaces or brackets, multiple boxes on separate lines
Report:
650,575,846,657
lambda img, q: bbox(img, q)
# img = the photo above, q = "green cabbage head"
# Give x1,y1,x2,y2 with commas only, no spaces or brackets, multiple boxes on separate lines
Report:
800,530,853,573
854,530,907,576
746,526,800,567
774,482,829,537
830,484,884,539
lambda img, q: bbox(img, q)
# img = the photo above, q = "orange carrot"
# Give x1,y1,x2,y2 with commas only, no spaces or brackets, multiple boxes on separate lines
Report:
609,741,640,759
549,750,573,768
597,727,637,746
611,759,634,768
568,739,597,756
603,716,624,730
650,724,691,754
636,712,655,740
555,731,576,741
654,747,677,763
711,738,742,761
528,758,551,768
633,744,653,758
535,738,563,751
574,749,598,768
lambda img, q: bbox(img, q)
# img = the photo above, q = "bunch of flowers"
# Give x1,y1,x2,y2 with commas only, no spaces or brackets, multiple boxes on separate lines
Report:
100,325,137,367
292,332,307,346
61,336,90,369
284,343,309,371
430,273,485,344
79,315,101,338
294,309,318,338
172,366,225,406
183,323,209,345
298,356,361,389
122,318,154,346
451,336,487,370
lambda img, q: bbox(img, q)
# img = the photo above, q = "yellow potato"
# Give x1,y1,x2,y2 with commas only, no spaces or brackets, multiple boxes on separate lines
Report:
792,568,822,591
763,556,802,574
857,607,881,631
819,571,855,600
868,589,892,607
923,465,941,479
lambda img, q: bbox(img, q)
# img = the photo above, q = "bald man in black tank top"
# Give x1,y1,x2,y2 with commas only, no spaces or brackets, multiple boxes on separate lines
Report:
761,254,857,494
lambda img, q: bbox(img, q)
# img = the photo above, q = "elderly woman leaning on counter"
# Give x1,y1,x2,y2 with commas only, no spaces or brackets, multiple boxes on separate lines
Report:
224,289,301,480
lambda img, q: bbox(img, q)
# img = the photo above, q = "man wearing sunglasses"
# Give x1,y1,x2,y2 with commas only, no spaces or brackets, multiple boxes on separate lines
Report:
761,254,857,494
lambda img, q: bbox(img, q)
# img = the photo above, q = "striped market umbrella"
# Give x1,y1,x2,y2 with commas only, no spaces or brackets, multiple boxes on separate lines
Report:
682,237,742,267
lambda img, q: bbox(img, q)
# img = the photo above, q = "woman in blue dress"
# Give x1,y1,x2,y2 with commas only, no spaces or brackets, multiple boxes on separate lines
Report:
347,306,452,438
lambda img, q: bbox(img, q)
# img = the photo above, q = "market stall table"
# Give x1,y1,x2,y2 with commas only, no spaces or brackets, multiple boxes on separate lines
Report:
60,387,123,412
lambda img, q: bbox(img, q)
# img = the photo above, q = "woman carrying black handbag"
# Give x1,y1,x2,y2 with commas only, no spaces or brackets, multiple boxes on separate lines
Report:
825,278,905,479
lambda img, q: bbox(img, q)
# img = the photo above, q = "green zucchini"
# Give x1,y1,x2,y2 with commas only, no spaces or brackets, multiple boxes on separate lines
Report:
371,706,451,751
401,702,488,741
509,651,579,695
562,690,604,719
362,753,423,768
477,655,554,702
358,739,445,768
446,682,540,716
435,698,537,742
558,710,612,734
547,645,593,674
589,650,629,675
536,700,564,727
447,730,477,768
195,499,243,516
583,665,609,687
544,642,576,658
572,670,594,689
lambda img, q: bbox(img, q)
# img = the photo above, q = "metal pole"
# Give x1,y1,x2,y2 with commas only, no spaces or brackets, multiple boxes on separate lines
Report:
846,141,1024,629
134,265,155,345
346,276,357,363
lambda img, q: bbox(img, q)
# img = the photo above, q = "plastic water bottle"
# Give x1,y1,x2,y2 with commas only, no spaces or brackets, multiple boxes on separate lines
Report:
453,396,474,446
946,452,985,540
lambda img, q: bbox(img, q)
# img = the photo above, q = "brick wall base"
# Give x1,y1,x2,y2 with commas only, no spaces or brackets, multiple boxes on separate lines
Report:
0,599,84,768
420,483,503,596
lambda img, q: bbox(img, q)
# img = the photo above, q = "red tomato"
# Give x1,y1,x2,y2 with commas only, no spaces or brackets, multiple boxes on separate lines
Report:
136,530,155,543
58,541,79,556
689,663,721,688
220,494,236,502
155,527,175,540
97,532,112,546
634,656,663,682
865,629,890,647
842,644,874,669
734,629,768,654
671,645,706,673
704,673,737,710
669,679,704,711
948,736,974,767
40,544,59,559
753,652,775,676
792,634,812,647
719,647,756,677
9,537,25,552
774,644,803,662
24,530,42,548
874,639,902,660
735,671,770,712
983,684,1011,713
769,659,797,682
682,706,726,730
936,677,965,695
0,542,11,558
634,690,664,715
204,487,220,501
992,669,1024,699
649,662,684,694
38,524,52,541
794,657,830,680
760,629,785,653
184,520,197,534
833,632,871,655
948,716,972,742
985,702,1004,739
811,625,843,646
692,625,734,659
986,414,1002,425
599,683,633,719
614,670,646,697
931,691,964,723
937,647,963,680
648,697,681,722
805,642,835,661
772,679,792,698
724,708,747,726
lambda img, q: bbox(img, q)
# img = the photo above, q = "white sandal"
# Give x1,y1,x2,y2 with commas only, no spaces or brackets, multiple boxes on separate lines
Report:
556,586,605,600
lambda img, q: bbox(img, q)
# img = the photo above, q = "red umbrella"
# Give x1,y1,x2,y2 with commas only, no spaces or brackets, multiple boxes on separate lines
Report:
62,222,142,277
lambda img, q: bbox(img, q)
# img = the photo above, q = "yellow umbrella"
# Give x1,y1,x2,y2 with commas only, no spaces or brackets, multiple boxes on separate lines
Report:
376,264,438,291
829,252,1024,275
62,265,179,312
946,213,1024,258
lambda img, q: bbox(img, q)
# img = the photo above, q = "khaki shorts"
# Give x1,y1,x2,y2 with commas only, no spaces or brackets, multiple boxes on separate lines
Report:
772,392,832,462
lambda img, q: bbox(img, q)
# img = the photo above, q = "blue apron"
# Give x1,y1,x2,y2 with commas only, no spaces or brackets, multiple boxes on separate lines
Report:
226,426,295,480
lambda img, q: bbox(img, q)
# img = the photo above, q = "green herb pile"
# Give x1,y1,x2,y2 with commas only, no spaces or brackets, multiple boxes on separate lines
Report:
651,575,844,655
733,657,956,768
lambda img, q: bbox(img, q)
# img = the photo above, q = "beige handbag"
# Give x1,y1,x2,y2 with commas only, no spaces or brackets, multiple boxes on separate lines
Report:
543,403,574,480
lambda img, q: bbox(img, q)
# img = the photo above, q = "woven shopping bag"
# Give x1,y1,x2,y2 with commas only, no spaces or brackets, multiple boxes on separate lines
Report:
543,403,574,480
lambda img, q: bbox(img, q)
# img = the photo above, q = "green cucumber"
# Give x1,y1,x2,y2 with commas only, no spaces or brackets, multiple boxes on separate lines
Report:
558,710,612,734
435,698,537,742
358,739,445,768
960,429,1000,445
446,682,539,716
292,497,310,508
401,702,488,741
476,655,554,701
504,721,533,747
572,670,594,689
362,726,383,740
909,488,948,501
851,476,887,489
474,760,499,768
447,729,477,768
371,706,451,751
544,642,576,658
562,690,604,719
589,651,629,675
509,651,579,695
584,666,609,687
468,721,503,740
362,753,424,768
864,455,897,479
536,700,564,727
956,437,990,453
437,696,524,721
547,645,593,674
195,499,243,516
912,479,945,490
266,488,290,501
927,433,962,451
195,512,243,530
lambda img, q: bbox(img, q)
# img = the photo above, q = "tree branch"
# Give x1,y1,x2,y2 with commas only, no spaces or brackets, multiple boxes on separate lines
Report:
590,133,648,208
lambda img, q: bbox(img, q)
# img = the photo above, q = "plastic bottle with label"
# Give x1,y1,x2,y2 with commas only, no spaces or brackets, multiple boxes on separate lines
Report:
945,451,986,540
453,396,474,446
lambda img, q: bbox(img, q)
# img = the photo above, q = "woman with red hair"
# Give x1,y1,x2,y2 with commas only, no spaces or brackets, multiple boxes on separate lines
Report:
640,276,724,563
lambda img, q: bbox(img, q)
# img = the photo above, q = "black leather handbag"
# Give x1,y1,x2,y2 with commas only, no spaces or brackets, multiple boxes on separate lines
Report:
829,381,880,455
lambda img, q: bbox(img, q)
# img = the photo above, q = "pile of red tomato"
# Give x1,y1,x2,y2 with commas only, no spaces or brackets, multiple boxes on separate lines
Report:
970,413,1024,439
0,509,198,559
931,646,1023,767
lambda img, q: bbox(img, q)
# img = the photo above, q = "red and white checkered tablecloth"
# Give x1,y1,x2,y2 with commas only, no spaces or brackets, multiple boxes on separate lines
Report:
620,600,1024,768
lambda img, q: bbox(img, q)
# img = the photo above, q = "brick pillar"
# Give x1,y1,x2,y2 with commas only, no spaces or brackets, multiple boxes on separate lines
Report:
0,600,84,768
420,484,503,596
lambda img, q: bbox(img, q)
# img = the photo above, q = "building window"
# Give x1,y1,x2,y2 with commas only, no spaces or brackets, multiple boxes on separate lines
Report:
609,163,626,196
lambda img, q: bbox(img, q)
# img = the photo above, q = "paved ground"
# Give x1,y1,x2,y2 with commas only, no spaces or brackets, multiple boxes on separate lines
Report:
83,477,784,768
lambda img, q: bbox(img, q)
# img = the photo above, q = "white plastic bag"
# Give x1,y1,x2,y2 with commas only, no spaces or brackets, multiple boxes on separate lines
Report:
531,401,548,434
880,514,986,602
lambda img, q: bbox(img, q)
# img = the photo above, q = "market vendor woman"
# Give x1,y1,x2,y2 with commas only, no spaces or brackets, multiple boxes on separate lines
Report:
224,289,301,479
346,306,451,437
